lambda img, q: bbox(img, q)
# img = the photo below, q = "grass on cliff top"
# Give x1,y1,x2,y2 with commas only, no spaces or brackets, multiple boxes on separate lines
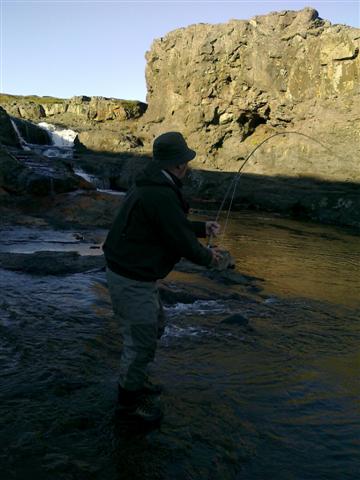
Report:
0,94,66,104
0,94,144,106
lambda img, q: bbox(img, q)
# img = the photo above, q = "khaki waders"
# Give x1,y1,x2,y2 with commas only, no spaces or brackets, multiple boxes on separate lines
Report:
106,268,165,391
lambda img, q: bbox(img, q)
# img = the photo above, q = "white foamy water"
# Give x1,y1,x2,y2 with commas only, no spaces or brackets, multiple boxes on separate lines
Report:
38,122,77,147
97,189,126,196
73,168,125,196
10,118,75,159
164,324,210,338
73,168,93,184
165,300,228,317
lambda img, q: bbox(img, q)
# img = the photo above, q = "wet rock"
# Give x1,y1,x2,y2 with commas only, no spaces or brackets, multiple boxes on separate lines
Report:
0,106,20,147
0,148,28,194
221,313,249,326
205,269,264,288
160,283,208,304
175,258,263,291
0,147,86,196
160,276,255,306
0,251,105,275
68,150,150,192
11,117,52,145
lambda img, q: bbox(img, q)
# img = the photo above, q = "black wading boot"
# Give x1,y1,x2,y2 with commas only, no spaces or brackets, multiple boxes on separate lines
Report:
117,385,164,424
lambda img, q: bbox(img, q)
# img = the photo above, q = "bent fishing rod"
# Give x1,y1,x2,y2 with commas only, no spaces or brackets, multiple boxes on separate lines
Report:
207,130,343,247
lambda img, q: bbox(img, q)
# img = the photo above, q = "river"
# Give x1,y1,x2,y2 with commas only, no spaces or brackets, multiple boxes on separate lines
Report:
0,212,359,480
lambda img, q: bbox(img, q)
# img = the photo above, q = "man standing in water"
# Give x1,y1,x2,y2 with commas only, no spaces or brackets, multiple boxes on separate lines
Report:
103,131,221,424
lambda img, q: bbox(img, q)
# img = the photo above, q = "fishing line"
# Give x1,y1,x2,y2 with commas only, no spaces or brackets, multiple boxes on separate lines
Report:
208,130,343,247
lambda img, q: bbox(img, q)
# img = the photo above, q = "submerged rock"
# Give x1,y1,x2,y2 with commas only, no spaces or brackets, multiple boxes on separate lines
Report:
0,251,105,275
221,313,249,326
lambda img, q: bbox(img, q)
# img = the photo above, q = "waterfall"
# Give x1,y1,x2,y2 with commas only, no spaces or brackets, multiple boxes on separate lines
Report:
10,118,75,159
10,118,31,150
38,122,77,147
38,122,77,159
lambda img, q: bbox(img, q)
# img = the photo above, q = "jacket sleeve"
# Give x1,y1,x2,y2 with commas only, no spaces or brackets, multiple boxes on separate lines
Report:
189,221,207,238
146,190,212,267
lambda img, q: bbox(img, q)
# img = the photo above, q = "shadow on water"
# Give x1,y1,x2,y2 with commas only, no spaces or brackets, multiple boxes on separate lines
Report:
70,145,360,230
0,209,360,479
3,143,359,231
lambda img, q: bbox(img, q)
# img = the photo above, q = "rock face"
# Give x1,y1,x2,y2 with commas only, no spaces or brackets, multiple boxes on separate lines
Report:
74,129,143,153
12,117,52,145
1,95,147,124
142,8,360,183
0,107,20,147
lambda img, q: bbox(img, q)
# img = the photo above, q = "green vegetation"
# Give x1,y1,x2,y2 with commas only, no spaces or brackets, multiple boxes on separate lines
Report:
0,94,66,104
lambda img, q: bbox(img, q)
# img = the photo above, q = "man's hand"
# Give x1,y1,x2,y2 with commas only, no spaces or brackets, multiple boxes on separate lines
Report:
206,221,220,237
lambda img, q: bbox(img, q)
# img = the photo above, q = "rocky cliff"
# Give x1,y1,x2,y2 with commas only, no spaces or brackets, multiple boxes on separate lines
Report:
1,95,147,124
142,7,360,182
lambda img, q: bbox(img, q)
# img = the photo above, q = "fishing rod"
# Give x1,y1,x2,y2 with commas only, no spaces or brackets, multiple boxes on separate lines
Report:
207,130,343,248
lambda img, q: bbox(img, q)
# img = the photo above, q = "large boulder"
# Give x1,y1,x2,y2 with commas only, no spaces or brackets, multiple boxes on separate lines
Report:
141,8,360,183
3,101,46,121
0,148,88,196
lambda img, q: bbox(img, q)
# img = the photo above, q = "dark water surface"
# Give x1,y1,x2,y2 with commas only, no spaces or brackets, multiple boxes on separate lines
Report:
1,212,359,479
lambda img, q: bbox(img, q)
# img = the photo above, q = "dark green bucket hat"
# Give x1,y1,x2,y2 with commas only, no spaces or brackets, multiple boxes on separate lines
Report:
153,131,196,167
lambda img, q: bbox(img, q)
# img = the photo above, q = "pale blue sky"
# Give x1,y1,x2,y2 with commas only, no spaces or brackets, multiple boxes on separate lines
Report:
1,1,359,102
